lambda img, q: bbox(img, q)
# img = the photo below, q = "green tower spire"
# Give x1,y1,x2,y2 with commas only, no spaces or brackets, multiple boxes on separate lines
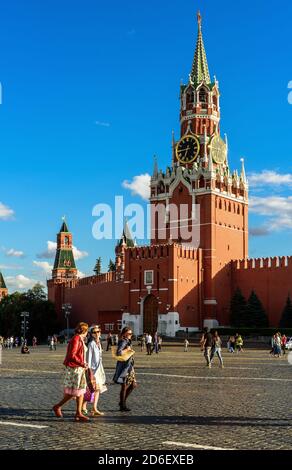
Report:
0,272,7,289
59,216,69,233
190,11,211,86
118,220,135,248
52,218,77,279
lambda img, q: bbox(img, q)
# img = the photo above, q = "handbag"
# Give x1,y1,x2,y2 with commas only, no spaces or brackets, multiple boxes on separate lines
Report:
85,368,97,393
84,388,95,403
111,346,135,362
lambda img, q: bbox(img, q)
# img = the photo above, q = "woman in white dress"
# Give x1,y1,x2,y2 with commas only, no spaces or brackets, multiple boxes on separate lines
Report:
82,325,107,416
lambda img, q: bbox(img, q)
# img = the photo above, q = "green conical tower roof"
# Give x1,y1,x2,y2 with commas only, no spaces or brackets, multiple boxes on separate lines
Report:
53,218,77,272
0,272,7,289
59,217,69,233
118,221,135,248
190,12,211,86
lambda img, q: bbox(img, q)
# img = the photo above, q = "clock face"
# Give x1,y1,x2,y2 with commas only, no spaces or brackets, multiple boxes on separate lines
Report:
176,135,200,164
209,135,227,165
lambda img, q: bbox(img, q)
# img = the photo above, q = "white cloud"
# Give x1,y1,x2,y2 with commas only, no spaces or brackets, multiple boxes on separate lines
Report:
0,202,14,220
250,196,292,230
73,246,88,261
122,174,151,200
5,248,25,258
248,170,292,187
5,275,39,290
95,121,110,127
37,241,57,259
37,241,88,261
33,261,53,276
77,271,86,279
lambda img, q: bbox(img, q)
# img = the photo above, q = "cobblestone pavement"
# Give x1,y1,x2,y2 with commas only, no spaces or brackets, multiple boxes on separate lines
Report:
0,344,292,450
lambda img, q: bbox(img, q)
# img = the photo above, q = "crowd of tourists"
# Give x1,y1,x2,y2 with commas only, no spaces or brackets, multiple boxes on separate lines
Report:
0,336,24,348
269,332,287,357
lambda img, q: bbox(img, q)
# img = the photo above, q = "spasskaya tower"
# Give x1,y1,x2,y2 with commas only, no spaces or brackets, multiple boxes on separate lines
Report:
150,12,249,327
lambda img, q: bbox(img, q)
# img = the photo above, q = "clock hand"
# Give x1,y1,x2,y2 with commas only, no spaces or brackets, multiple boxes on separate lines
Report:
178,146,190,155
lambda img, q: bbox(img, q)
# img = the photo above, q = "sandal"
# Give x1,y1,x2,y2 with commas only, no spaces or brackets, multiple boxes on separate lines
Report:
91,409,105,416
75,413,90,422
52,405,63,418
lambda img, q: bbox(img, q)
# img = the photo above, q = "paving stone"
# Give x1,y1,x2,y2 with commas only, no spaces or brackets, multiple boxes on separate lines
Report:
0,345,291,450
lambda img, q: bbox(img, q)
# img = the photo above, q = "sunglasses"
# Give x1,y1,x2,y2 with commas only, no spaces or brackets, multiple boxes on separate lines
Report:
92,330,101,334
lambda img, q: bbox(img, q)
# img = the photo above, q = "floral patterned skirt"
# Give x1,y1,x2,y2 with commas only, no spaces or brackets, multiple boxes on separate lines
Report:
63,366,86,397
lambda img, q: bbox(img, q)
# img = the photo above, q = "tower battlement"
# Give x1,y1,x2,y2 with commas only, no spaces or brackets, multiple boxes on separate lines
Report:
233,256,292,270
128,244,198,261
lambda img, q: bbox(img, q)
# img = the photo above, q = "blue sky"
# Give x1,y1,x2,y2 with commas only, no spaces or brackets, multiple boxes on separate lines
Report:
0,0,292,291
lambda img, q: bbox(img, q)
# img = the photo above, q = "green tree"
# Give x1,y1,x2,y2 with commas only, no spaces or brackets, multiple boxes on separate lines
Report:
108,259,116,272
0,284,59,341
230,288,249,327
94,257,102,276
26,283,47,301
279,295,292,328
247,290,269,327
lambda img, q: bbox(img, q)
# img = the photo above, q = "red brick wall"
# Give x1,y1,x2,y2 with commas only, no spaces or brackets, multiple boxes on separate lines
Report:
232,257,292,326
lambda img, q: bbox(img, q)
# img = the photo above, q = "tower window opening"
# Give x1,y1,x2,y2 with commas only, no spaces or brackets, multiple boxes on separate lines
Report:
199,89,207,103
186,91,194,107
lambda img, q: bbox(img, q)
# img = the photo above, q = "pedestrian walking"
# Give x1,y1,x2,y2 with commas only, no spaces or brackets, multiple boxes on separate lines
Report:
281,334,287,355
146,333,152,355
235,333,243,353
184,338,190,352
49,337,54,351
106,332,113,351
227,336,235,353
153,332,159,354
32,336,37,348
210,331,224,368
140,334,146,352
202,327,213,368
158,335,162,351
273,332,282,357
52,322,90,422
113,327,137,412
82,325,107,417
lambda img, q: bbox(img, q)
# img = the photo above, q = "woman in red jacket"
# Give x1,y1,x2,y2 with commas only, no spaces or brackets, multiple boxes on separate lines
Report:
52,322,89,422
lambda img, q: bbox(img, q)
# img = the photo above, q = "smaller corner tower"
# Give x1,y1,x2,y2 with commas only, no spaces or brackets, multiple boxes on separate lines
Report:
115,221,135,282
52,218,78,282
0,272,8,301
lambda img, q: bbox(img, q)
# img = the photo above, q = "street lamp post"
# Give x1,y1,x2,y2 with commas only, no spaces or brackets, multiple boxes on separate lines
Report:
62,303,72,343
20,312,30,344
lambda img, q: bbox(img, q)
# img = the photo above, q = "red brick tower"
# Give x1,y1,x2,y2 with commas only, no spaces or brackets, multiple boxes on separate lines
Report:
52,218,78,282
115,221,135,282
0,272,8,301
150,12,249,327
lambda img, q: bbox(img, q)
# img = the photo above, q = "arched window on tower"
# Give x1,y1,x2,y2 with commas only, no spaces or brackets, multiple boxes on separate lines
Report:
158,182,165,195
199,176,205,189
199,88,208,109
186,90,194,109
